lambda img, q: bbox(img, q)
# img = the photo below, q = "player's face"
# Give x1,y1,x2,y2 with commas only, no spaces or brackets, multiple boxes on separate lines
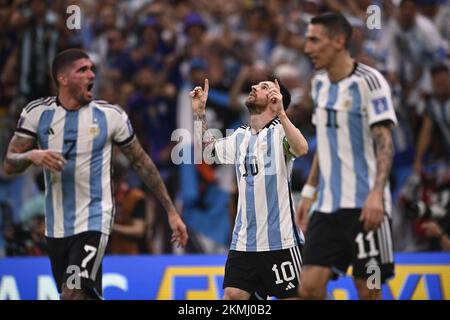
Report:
245,81,275,114
66,58,96,105
304,24,338,70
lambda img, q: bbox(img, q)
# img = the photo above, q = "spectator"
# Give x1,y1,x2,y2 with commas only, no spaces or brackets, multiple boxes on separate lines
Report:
16,0,59,102
413,64,450,174
109,161,148,255
386,0,448,105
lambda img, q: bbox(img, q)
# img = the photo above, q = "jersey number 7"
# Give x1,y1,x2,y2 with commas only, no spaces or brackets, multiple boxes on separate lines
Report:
63,139,76,160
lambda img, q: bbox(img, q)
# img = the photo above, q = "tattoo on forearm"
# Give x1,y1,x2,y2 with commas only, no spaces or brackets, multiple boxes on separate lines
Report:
372,123,394,191
194,112,207,137
194,112,215,164
194,113,214,147
4,136,35,174
122,140,175,212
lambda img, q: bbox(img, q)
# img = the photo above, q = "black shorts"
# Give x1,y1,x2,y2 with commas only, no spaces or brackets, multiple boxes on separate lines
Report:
46,231,109,299
223,246,303,299
302,210,395,283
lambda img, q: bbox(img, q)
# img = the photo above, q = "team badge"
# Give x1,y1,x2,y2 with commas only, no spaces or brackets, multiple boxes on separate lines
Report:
89,119,100,137
344,99,352,109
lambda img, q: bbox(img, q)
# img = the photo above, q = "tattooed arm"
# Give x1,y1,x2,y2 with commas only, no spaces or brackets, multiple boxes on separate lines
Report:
191,79,215,158
4,135,66,175
119,139,188,247
360,120,394,231
371,121,394,192
120,139,175,212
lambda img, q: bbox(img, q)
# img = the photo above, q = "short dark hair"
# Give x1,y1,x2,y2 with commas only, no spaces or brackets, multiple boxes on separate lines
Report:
310,12,352,48
268,75,291,110
51,49,90,86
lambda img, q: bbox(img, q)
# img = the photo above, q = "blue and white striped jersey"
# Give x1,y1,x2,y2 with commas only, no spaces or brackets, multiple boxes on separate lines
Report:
311,63,398,216
214,118,304,252
15,97,136,238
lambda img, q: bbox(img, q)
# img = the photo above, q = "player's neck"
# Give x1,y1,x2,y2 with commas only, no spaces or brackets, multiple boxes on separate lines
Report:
327,53,355,83
57,91,84,111
249,111,277,134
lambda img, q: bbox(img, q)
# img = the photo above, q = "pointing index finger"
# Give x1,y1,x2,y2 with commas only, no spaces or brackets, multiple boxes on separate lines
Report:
204,79,209,95
274,78,280,91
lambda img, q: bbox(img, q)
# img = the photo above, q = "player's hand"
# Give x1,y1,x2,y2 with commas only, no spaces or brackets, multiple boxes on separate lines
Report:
28,150,66,173
190,79,209,115
296,197,312,232
268,79,284,115
168,211,188,248
360,190,384,232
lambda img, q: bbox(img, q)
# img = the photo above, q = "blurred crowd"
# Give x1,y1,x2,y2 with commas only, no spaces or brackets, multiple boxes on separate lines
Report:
0,0,449,257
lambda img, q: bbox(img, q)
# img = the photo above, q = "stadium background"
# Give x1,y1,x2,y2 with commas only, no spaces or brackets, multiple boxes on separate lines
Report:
0,0,449,299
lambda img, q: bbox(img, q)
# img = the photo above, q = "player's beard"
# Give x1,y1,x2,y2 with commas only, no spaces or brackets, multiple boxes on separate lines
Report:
245,97,267,115
69,83,92,106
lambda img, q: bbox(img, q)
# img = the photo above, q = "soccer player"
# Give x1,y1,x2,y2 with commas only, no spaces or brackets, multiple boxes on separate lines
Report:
3,49,188,300
295,13,397,300
190,77,308,300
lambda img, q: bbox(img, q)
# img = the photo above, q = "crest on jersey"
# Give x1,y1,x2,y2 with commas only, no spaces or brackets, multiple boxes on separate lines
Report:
89,119,100,138
344,99,352,109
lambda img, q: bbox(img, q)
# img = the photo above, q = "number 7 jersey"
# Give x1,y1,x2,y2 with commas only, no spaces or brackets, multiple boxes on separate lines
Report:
311,63,398,216
15,97,136,238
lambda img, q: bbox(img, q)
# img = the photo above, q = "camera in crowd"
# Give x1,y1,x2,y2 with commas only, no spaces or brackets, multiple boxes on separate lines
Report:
400,170,450,221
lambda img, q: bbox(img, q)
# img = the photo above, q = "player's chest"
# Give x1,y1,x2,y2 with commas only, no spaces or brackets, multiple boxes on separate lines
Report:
236,133,281,178
37,110,110,152
313,82,367,124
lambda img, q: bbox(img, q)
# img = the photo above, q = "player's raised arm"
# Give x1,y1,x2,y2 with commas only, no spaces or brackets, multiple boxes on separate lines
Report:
190,79,215,149
269,79,308,157
119,139,188,247
4,135,66,174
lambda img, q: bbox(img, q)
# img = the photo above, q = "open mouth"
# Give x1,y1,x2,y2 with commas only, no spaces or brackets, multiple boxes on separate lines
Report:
87,83,94,92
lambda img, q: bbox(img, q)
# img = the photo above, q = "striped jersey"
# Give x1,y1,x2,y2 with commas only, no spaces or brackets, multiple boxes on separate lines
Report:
15,96,136,238
311,63,398,216
424,96,450,155
214,118,304,252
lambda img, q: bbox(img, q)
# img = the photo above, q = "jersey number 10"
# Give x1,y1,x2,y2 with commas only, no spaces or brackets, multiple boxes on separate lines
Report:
242,155,259,177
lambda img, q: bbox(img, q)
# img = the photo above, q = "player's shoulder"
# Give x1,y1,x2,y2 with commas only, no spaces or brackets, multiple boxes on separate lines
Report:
238,124,249,131
311,69,328,83
354,63,388,92
224,124,249,139
91,100,127,116
266,117,281,131
23,96,56,114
